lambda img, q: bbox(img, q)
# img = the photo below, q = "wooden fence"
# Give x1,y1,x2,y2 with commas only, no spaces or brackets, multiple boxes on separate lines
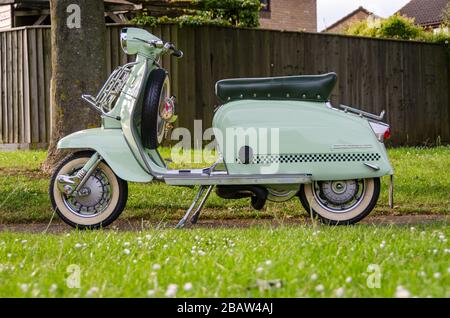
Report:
0,24,449,148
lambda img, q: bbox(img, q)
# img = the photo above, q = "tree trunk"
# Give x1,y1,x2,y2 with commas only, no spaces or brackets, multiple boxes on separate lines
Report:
42,0,106,173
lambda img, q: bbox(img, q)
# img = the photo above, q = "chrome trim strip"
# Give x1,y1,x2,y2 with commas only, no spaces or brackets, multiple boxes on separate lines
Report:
163,173,312,186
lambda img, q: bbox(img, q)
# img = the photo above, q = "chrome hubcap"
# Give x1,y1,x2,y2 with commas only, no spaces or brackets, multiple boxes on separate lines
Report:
62,169,112,217
313,179,365,213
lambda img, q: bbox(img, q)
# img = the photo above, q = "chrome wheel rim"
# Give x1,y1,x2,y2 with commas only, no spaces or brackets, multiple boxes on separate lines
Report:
312,179,366,213
61,168,112,218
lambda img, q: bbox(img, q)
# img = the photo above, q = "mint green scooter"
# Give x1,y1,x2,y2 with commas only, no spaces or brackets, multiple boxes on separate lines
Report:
49,27,394,229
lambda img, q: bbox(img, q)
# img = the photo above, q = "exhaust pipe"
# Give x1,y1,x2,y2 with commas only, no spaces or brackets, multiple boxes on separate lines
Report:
215,185,268,210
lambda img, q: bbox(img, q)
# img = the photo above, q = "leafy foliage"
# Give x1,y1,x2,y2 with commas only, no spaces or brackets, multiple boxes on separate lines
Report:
345,14,450,44
132,0,261,28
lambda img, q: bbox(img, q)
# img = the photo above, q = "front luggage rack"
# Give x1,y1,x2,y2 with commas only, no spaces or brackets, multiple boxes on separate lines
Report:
82,61,139,120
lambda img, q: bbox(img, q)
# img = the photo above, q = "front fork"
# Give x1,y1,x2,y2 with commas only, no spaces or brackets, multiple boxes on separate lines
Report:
56,152,102,196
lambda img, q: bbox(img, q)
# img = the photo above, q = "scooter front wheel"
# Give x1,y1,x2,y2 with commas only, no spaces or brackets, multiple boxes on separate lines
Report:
49,151,128,229
298,178,380,225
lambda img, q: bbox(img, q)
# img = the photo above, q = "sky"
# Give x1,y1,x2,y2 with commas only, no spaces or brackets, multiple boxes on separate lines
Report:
317,0,411,31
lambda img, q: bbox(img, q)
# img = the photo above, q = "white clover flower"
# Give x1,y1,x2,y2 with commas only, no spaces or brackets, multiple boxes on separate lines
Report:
433,249,438,255
74,243,82,249
345,277,352,283
311,273,318,281
183,282,193,291
123,248,130,255
163,244,168,250
21,240,27,244
395,286,411,298
86,287,99,297
147,290,155,297
132,259,137,264
410,227,415,231
152,264,161,271
419,271,426,277
315,284,325,292
49,284,58,293
433,272,441,279
380,241,386,249
198,250,206,256
256,266,264,274
165,284,178,297
20,283,29,292
145,234,152,240
123,242,130,247
265,260,272,266
335,287,345,297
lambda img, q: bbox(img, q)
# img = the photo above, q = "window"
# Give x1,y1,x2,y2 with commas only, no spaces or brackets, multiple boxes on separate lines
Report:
260,0,271,12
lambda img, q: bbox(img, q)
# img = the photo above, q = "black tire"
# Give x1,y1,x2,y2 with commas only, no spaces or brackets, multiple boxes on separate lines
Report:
49,151,128,229
251,196,266,210
298,178,380,225
141,68,167,149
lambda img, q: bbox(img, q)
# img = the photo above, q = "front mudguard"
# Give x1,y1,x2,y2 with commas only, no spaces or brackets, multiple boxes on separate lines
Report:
57,128,152,182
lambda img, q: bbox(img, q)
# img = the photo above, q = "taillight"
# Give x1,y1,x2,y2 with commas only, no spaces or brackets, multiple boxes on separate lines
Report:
369,121,390,142
383,127,391,140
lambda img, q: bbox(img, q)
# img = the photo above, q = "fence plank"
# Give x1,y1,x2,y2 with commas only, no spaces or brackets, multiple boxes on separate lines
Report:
22,29,31,143
17,30,24,143
36,29,46,143
6,31,12,143
27,28,39,143
43,28,51,142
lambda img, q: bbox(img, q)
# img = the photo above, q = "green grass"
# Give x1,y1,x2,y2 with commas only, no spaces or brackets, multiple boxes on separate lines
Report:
0,147,448,298
0,224,448,297
0,147,449,223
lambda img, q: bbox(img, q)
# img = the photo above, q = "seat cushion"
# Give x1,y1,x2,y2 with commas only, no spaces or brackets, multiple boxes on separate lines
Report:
215,72,337,103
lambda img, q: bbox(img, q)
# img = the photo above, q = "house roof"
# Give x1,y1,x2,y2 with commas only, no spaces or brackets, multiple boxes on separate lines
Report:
324,6,377,32
398,0,449,27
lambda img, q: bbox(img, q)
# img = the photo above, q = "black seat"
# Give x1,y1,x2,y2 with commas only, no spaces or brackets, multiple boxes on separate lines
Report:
215,72,337,103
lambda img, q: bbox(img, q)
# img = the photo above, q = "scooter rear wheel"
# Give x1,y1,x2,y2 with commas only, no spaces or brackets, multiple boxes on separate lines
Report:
49,151,128,229
298,178,380,225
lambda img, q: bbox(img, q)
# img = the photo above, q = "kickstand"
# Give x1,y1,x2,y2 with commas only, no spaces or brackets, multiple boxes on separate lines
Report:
175,185,213,229
190,185,213,224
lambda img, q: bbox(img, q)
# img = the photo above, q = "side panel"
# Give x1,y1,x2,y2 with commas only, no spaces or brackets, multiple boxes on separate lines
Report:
213,100,393,181
57,128,153,182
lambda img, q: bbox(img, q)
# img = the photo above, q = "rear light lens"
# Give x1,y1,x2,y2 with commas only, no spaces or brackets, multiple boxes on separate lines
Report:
383,127,391,140
369,121,390,142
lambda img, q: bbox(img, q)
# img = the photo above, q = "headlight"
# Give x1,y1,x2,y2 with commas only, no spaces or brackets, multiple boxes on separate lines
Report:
120,28,129,54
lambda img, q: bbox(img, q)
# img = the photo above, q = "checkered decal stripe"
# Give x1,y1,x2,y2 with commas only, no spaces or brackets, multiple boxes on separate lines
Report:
237,153,381,164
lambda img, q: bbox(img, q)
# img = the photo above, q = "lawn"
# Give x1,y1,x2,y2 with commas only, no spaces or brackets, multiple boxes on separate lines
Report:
0,147,448,223
0,224,448,297
0,147,448,298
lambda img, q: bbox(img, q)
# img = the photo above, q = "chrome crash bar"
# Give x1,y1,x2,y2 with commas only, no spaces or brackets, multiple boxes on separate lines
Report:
339,104,385,121
164,172,312,186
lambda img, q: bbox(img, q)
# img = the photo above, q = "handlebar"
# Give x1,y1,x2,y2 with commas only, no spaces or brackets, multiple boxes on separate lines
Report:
133,37,183,58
